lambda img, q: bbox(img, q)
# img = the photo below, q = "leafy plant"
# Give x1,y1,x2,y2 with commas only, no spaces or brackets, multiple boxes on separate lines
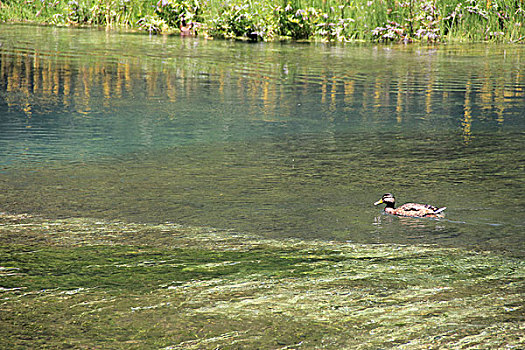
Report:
209,1,278,41
137,14,168,33
314,6,357,42
66,0,91,24
372,1,441,42
0,0,524,42
155,0,203,30
276,4,321,39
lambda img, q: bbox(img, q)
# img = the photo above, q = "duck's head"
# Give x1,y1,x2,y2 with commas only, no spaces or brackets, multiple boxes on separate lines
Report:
374,193,395,206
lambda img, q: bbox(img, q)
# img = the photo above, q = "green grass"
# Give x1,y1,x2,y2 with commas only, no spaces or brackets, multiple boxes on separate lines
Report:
0,0,523,42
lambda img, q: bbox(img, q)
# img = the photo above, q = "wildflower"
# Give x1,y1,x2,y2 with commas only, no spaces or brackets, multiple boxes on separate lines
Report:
427,32,438,40
383,31,396,39
295,9,306,17
372,26,385,36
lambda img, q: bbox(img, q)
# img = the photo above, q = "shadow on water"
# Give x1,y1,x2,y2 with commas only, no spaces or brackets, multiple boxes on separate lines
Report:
0,23,524,255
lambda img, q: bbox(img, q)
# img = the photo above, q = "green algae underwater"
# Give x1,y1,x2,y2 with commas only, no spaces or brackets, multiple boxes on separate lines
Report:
1,213,523,349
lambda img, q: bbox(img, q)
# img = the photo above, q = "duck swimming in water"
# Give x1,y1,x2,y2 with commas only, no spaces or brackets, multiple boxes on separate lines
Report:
374,193,446,218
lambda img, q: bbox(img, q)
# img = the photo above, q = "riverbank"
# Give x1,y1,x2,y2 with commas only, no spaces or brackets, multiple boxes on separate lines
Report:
1,0,524,42
1,213,523,348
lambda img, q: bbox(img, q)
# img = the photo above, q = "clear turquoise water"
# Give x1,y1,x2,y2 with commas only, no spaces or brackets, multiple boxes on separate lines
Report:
0,24,524,254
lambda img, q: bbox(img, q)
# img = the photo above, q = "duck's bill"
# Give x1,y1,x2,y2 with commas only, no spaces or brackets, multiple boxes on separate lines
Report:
374,199,383,205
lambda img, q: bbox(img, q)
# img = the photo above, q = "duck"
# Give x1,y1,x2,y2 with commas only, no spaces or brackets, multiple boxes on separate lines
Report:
374,193,446,218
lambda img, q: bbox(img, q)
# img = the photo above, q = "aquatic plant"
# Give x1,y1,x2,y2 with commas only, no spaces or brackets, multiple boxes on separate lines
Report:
0,214,523,348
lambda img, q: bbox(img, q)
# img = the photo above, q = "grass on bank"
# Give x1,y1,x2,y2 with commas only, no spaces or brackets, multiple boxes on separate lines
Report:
0,213,524,349
0,0,524,42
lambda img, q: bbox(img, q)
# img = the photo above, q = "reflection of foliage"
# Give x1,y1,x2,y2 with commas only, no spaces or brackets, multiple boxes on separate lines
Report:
2,36,522,127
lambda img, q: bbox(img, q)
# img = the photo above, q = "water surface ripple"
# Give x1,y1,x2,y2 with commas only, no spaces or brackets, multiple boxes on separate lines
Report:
0,24,524,255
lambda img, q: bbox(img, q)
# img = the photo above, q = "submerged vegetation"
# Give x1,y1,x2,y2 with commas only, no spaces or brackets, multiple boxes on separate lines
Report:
0,0,524,42
1,213,524,348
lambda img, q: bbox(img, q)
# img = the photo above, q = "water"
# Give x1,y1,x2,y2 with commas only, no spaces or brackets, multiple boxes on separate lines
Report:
0,24,524,255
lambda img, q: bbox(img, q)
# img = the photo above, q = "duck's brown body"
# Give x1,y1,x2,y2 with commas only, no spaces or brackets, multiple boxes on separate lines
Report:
374,194,446,218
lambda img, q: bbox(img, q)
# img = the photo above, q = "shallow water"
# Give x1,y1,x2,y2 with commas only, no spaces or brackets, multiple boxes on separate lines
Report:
1,214,523,349
0,24,524,254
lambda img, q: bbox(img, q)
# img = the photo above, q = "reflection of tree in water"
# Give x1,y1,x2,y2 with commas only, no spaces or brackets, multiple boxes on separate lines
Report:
1,41,523,138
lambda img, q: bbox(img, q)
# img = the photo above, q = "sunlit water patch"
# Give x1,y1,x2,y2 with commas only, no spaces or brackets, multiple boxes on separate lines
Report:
0,24,524,255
